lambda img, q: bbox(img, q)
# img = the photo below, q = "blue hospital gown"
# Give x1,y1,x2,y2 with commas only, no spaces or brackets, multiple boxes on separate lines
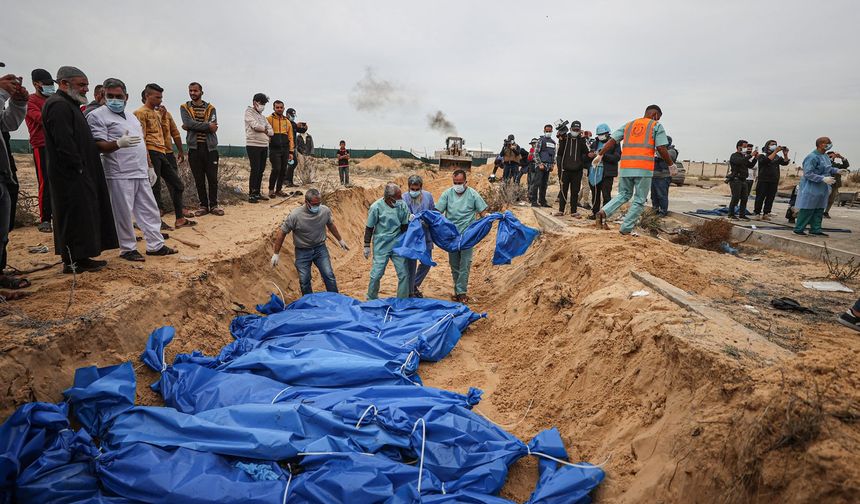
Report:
796,150,839,210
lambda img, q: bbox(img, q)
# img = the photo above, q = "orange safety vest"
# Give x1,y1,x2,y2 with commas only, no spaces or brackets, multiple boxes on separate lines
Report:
619,117,657,171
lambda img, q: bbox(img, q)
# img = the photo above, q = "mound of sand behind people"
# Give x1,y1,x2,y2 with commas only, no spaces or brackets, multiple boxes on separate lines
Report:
356,152,402,171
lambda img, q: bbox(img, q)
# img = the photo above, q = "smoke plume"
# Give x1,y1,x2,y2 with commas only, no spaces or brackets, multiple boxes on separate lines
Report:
427,110,457,135
349,67,410,112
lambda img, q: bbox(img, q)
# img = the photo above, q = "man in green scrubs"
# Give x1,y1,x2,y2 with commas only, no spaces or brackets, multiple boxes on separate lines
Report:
364,182,410,299
436,169,488,303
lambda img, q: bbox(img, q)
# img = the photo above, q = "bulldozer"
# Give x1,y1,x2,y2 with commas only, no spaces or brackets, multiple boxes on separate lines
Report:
438,136,472,171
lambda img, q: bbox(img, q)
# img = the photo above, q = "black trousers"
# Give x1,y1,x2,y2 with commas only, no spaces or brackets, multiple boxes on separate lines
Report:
269,149,289,192
591,176,614,215
728,179,750,217
150,150,184,219
558,170,582,213
753,180,778,215
247,146,268,196
189,144,219,209
529,168,549,204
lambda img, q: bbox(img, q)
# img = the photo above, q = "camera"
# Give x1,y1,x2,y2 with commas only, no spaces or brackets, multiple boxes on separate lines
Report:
554,119,569,136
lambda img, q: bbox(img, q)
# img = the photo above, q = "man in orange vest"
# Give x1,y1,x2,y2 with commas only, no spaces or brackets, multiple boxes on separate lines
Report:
594,105,675,234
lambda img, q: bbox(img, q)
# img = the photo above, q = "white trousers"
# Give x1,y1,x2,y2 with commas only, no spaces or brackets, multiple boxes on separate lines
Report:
106,178,165,253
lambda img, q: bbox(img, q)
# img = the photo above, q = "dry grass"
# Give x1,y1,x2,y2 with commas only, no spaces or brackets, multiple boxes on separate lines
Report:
822,243,860,282
847,171,860,185
671,218,734,252
13,189,39,228
479,180,526,213
637,208,664,234
174,159,248,207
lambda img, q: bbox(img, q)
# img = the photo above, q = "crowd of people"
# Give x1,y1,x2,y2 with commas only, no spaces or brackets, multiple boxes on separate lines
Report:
489,114,680,222
0,67,857,332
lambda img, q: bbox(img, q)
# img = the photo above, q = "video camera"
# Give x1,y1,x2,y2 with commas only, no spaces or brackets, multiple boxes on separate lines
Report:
554,119,569,136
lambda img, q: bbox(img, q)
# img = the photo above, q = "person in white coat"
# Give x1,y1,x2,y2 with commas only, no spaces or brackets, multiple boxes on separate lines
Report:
244,92,273,203
87,78,176,261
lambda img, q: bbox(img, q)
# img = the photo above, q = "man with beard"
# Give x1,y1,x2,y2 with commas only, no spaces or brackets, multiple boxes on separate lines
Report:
42,66,118,273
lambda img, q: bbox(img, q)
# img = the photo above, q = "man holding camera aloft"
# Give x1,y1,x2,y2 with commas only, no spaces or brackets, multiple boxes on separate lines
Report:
555,120,591,217
753,140,790,220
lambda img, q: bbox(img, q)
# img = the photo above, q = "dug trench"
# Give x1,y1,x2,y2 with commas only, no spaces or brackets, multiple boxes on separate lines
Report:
1,169,858,503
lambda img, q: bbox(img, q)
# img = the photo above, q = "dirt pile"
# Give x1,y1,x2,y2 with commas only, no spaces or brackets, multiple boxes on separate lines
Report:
2,156,858,503
357,152,401,171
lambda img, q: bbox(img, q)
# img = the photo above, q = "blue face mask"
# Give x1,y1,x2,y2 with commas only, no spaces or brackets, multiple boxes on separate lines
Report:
308,204,321,214
106,98,126,113
825,143,833,151
40,84,56,96
409,190,421,198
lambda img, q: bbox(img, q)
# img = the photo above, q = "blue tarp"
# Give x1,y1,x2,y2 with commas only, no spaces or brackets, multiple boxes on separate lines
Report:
394,210,539,267
0,293,604,503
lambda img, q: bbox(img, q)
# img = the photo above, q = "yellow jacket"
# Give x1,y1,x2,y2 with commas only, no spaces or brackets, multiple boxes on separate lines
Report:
266,113,295,151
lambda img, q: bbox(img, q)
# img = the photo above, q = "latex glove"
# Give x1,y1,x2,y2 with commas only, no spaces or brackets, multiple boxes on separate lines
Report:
823,176,836,186
591,155,602,167
838,169,849,176
669,164,678,176
117,130,142,148
408,214,415,222
363,246,371,259
270,253,279,267
147,166,157,186
338,239,349,251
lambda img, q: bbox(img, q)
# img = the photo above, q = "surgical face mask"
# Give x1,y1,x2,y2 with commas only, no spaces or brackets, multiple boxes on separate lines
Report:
106,98,126,113
453,183,466,194
409,190,421,198
825,143,833,151
544,131,552,138
289,114,296,121
308,204,321,214
769,143,778,151
570,131,580,137
40,84,56,96
254,102,265,113
598,133,609,141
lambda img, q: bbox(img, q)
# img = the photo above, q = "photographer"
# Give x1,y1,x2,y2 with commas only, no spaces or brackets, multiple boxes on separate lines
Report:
753,140,790,219
555,120,590,217
498,134,522,183
530,124,555,207
824,151,850,218
727,140,758,220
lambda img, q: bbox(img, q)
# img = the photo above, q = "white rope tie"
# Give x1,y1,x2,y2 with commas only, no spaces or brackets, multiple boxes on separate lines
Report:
399,351,418,377
297,451,375,457
421,313,453,335
475,399,533,429
355,404,378,428
281,470,292,504
271,386,293,404
526,445,611,470
268,281,285,306
376,306,393,338
410,418,427,494
160,347,167,372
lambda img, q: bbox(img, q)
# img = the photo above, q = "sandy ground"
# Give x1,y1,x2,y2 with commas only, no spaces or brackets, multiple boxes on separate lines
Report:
2,154,859,503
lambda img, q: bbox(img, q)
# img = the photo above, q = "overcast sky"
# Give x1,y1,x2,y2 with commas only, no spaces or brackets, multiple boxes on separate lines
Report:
3,0,859,162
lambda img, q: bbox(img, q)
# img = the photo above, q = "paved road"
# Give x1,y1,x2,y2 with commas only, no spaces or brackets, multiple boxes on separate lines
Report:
665,184,858,251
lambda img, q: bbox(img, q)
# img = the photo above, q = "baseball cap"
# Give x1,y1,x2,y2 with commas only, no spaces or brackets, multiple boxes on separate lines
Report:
31,68,53,85
571,120,582,129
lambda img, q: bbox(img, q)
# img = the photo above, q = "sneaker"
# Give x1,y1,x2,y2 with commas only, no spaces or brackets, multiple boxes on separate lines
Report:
37,221,52,233
793,230,808,236
248,195,259,204
257,193,270,201
540,202,551,208
147,245,178,256
809,232,829,237
119,250,145,262
823,212,831,219
837,310,860,332
739,215,751,221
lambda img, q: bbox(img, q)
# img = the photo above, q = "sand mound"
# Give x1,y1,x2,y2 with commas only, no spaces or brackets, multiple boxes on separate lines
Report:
357,152,401,170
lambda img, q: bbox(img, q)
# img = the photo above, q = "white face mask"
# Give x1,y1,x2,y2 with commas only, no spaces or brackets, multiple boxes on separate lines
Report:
544,132,552,138
598,133,609,141
570,131,580,137
254,102,265,113
453,183,466,194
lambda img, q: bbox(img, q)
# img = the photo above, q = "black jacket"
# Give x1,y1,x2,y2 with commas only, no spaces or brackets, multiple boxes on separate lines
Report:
593,141,622,178
728,152,757,181
557,134,590,171
43,90,118,260
756,153,790,183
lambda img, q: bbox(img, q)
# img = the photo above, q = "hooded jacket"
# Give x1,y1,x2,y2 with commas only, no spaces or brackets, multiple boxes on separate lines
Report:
557,134,590,171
